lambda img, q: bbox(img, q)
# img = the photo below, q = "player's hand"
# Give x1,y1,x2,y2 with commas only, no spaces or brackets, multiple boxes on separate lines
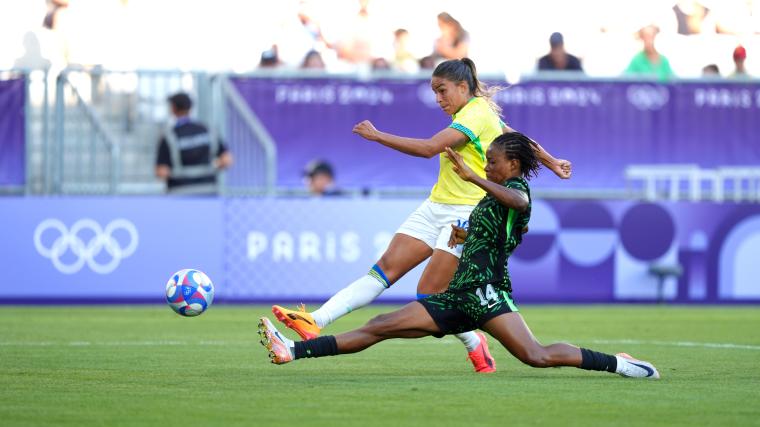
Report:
353,120,380,142
445,147,477,182
549,159,572,179
448,224,468,248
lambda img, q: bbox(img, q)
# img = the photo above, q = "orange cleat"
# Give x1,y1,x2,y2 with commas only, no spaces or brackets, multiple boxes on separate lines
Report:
258,317,294,364
467,332,496,373
271,304,321,340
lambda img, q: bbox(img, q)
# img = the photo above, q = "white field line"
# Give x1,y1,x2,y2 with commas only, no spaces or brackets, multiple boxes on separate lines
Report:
0,338,759,351
0,340,231,347
587,339,760,351
388,338,760,351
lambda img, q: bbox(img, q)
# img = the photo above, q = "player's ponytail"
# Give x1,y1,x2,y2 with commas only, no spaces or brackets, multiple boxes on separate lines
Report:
434,58,502,115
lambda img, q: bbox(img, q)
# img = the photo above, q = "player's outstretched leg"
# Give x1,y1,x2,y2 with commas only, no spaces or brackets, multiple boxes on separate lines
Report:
271,265,390,340
273,235,432,339
260,302,440,365
482,312,660,379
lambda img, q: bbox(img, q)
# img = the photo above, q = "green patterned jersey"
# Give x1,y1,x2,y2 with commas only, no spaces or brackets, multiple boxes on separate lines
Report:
448,177,531,292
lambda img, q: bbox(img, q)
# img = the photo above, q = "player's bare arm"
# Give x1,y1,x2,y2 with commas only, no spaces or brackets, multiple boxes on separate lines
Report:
445,147,529,213
353,121,468,158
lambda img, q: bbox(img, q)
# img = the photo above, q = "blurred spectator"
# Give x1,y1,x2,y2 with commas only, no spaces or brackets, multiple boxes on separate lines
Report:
537,32,583,72
393,29,419,73
304,159,342,196
301,50,326,69
14,32,51,70
701,63,721,76
42,0,69,30
275,0,334,68
625,25,674,80
433,12,469,60
713,0,760,35
334,0,384,65
672,1,715,35
729,45,749,78
156,93,232,195
296,1,332,50
371,57,391,71
259,46,283,68
419,55,437,70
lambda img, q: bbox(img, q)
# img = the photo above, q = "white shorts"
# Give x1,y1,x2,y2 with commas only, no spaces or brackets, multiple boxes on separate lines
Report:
395,199,475,258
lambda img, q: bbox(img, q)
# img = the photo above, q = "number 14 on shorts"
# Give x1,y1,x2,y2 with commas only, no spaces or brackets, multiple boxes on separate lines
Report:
475,284,499,308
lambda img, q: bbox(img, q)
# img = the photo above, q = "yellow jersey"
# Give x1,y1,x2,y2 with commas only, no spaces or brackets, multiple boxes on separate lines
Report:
429,97,503,205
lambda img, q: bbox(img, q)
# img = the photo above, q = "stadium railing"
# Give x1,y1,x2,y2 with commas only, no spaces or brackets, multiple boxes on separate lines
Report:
626,164,760,202
218,75,277,196
51,67,217,195
18,68,277,196
54,68,122,194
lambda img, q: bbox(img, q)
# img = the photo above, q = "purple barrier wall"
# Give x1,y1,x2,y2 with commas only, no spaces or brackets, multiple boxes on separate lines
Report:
1,197,758,304
0,78,25,186
231,78,760,191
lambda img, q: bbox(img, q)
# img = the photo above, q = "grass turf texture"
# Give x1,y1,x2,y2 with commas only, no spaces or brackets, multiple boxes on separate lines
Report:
1,305,759,427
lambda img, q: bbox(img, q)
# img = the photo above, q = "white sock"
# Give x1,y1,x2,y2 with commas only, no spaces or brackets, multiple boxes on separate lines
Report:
455,331,481,352
311,274,387,328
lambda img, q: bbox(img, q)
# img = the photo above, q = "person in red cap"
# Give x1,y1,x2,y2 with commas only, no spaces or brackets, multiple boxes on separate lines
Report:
730,46,749,79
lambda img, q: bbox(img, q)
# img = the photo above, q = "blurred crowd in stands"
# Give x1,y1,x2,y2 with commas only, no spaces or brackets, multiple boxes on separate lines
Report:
3,0,760,80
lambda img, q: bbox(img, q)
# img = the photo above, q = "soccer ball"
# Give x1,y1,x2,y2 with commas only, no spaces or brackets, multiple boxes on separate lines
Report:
165,269,214,317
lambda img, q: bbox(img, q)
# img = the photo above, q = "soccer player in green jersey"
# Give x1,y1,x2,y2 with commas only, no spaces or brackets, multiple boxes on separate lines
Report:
259,132,660,379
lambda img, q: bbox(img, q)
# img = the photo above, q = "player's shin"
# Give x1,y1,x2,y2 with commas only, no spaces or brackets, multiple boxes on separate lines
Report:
311,264,390,328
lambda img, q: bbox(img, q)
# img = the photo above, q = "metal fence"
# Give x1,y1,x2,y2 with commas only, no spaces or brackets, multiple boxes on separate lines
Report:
0,67,277,196
626,164,760,202
219,75,276,195
53,69,120,193
53,68,210,194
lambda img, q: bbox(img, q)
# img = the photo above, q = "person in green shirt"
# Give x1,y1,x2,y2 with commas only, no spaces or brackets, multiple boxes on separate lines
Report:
625,25,674,81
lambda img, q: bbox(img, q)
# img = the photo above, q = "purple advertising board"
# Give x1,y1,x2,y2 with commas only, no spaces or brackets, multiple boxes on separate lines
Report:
0,78,25,186
231,78,760,192
0,198,224,302
0,197,758,304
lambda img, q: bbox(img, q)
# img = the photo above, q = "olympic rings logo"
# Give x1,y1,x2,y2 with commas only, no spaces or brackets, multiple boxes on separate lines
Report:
33,219,139,274
626,84,670,111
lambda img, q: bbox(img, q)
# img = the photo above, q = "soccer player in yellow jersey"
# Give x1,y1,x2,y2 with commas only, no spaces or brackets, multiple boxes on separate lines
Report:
272,58,571,373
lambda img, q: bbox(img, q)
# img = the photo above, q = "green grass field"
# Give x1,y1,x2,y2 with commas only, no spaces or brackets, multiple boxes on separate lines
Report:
2,305,759,427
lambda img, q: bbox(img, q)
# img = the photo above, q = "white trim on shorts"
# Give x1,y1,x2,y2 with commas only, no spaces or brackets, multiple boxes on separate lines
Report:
395,199,475,258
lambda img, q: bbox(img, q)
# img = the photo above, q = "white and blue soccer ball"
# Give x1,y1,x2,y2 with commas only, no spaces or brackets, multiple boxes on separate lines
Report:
165,269,214,317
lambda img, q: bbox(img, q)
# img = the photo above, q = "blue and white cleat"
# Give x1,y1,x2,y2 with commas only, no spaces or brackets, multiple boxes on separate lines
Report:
615,352,660,379
258,317,294,364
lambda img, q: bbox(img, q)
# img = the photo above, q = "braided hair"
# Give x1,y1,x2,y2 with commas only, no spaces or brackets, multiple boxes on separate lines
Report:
432,58,502,115
491,132,541,180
